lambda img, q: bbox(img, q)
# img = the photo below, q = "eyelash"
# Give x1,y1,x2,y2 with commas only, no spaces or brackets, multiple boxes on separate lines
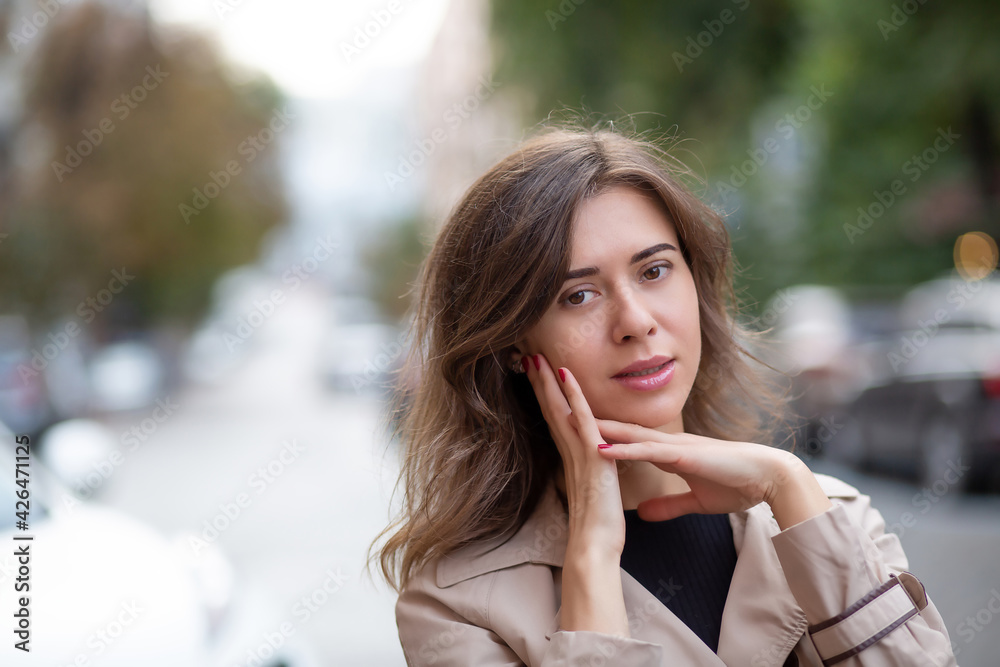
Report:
561,262,673,307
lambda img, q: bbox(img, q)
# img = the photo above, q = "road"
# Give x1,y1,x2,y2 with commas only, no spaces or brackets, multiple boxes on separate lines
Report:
98,284,405,666
94,285,1000,666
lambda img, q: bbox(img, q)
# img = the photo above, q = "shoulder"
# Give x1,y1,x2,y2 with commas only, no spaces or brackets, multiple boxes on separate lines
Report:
397,482,567,632
804,469,904,558
395,496,565,665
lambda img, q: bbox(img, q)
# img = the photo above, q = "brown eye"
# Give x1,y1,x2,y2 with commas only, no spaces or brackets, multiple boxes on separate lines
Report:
567,291,585,305
643,266,662,280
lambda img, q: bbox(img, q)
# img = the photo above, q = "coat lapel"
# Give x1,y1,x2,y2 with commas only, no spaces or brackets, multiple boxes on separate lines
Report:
436,482,807,666
619,566,731,664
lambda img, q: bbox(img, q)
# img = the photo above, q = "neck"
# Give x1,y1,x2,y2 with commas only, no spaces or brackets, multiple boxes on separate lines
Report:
617,460,689,510
553,460,689,511
553,418,690,511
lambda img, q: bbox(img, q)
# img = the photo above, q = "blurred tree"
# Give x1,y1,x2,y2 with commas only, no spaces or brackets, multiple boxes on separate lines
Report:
489,0,1000,309
0,1,288,337
362,214,430,322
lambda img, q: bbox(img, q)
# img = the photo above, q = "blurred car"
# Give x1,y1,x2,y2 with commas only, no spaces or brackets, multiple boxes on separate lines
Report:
319,295,405,396
320,322,403,395
839,274,1000,492
760,285,860,459
0,315,54,438
88,338,166,412
0,417,316,667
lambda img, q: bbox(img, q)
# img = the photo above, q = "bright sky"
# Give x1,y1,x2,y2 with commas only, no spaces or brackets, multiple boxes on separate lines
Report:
149,0,452,98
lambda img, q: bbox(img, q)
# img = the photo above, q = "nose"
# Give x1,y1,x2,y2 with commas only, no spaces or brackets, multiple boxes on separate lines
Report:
611,287,657,342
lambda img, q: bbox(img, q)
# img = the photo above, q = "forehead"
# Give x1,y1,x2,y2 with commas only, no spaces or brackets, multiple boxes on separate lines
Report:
569,186,678,262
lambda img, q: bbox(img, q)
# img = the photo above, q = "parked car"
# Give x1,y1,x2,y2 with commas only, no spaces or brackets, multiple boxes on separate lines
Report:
318,296,405,397
837,274,1000,492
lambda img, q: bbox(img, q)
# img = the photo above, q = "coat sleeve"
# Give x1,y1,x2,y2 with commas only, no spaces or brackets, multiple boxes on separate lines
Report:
395,568,666,666
770,491,958,666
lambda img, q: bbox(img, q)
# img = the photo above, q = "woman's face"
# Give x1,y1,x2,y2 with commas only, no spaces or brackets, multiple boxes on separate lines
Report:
516,185,702,433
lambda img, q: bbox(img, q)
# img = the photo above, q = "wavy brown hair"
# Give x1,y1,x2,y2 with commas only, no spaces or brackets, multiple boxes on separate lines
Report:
369,121,792,594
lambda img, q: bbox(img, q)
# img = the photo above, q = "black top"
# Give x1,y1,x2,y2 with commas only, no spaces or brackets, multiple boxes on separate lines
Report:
619,510,738,653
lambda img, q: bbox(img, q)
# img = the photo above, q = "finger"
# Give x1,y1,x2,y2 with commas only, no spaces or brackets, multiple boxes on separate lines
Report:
550,363,603,445
596,441,683,466
595,418,660,443
636,492,703,522
597,419,701,448
524,354,566,417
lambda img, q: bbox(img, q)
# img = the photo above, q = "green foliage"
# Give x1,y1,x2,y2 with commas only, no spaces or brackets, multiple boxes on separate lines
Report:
362,216,431,322
490,0,1000,310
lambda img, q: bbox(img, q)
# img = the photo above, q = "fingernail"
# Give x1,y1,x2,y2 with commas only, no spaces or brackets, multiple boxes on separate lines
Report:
558,368,566,382
598,443,612,450
532,354,541,370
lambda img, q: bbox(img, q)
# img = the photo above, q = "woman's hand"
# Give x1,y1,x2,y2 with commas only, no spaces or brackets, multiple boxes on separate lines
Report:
524,356,632,635
594,420,833,530
524,355,626,556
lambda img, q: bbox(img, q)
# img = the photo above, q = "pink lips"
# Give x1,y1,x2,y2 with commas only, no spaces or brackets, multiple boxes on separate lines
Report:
612,356,675,391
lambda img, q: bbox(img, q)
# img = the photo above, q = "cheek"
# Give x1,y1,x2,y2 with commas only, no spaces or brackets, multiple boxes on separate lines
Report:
533,320,602,375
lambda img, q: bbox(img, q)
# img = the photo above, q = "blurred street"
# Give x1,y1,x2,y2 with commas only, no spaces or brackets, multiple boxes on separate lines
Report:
2,1,998,664
95,284,405,666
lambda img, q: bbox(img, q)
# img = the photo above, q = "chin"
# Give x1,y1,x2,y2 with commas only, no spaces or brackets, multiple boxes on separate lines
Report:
595,399,684,431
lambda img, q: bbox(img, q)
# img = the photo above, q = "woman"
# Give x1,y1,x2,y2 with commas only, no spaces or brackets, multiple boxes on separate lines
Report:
371,123,958,666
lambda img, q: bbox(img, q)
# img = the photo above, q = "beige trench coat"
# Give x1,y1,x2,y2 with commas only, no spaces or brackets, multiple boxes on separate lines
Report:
395,473,958,666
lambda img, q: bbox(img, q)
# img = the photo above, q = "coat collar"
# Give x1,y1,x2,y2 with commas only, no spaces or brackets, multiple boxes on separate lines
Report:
435,482,568,589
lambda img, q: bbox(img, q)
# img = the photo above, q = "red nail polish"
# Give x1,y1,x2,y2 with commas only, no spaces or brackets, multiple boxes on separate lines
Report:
598,443,612,450
558,368,566,382
533,355,541,370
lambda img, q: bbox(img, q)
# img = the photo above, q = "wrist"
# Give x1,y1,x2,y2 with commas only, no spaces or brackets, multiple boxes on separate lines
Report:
565,531,623,565
765,452,834,531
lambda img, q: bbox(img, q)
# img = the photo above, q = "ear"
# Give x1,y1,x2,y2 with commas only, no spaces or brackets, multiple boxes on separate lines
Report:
507,342,529,371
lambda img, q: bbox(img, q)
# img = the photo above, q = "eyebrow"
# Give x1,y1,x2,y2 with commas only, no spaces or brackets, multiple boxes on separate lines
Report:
562,243,678,281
